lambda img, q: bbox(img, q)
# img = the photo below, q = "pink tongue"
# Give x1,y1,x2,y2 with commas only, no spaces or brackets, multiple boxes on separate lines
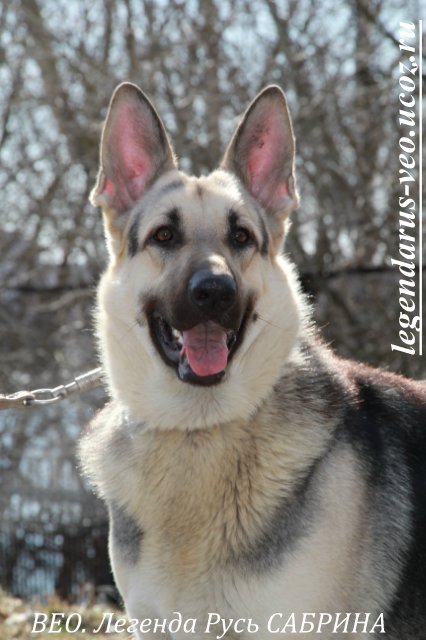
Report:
181,322,229,377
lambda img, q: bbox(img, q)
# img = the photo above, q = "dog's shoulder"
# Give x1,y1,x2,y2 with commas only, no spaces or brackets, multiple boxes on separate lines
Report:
339,356,426,446
275,336,426,479
290,335,425,434
78,401,137,499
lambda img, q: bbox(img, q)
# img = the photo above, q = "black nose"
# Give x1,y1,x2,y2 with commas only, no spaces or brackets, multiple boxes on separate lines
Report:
188,270,237,315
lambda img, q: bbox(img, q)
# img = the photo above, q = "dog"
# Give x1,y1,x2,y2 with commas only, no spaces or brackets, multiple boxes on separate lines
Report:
79,83,426,639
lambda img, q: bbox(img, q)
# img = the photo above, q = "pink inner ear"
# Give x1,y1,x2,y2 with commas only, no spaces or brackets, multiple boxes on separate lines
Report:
247,132,273,196
104,178,115,197
116,108,151,197
275,182,288,197
121,158,148,202
104,102,154,210
245,108,289,210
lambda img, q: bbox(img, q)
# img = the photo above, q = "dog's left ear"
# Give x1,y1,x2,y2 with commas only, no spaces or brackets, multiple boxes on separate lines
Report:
221,86,298,230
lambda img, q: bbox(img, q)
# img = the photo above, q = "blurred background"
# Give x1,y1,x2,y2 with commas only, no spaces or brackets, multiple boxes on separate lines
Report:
0,0,424,603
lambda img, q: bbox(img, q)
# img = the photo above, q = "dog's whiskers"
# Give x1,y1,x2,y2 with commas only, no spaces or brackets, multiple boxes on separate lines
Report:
256,313,291,332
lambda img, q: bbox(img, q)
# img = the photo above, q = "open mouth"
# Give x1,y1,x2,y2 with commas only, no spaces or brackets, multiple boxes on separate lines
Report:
149,313,246,385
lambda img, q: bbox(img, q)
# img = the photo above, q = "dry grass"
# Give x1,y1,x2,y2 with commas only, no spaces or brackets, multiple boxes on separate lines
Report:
0,590,129,639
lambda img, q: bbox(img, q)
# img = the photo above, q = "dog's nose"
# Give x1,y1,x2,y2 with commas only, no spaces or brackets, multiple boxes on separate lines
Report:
188,271,237,314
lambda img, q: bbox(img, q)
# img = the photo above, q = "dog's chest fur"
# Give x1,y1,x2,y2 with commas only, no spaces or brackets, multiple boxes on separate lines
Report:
81,384,370,625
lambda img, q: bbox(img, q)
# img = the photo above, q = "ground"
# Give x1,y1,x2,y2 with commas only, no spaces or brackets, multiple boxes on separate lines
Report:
0,590,126,639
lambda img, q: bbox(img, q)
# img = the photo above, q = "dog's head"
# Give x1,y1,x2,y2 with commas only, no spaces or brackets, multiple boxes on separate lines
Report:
92,83,306,429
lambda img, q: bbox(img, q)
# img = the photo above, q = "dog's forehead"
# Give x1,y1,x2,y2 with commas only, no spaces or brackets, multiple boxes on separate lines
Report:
145,169,246,225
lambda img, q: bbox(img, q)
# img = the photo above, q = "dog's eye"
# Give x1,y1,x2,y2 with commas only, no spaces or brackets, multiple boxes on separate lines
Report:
153,226,174,243
232,227,252,247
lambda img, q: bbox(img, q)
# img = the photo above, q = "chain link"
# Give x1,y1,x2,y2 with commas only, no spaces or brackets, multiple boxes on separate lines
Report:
0,368,103,410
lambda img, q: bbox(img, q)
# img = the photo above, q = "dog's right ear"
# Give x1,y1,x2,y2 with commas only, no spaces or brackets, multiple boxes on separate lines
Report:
91,83,177,253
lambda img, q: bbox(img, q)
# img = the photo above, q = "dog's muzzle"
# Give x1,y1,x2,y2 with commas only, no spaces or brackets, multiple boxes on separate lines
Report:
147,271,251,386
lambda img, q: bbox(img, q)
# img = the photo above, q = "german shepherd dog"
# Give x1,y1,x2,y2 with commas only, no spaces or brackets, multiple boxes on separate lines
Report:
79,83,426,638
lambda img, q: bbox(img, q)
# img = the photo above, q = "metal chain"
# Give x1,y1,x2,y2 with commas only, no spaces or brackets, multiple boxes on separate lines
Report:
0,368,103,410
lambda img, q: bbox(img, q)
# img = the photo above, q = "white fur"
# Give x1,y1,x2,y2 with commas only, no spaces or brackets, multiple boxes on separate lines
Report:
96,174,306,432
